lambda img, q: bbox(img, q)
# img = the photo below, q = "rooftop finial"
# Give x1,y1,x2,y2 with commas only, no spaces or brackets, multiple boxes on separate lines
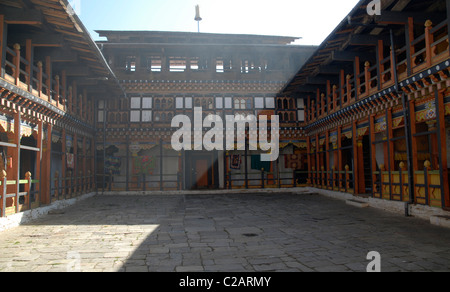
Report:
195,5,202,33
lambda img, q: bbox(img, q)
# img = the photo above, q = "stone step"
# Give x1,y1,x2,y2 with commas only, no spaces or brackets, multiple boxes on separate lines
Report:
346,199,369,208
430,215,450,229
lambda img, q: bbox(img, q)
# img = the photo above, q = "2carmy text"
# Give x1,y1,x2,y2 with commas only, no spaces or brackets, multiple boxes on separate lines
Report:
179,276,271,289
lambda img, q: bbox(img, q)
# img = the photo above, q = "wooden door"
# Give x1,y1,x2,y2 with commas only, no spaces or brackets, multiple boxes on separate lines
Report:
195,159,209,188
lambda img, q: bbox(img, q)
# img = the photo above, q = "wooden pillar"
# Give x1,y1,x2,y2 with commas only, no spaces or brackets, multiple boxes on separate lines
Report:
378,39,384,88
13,44,20,85
387,108,394,199
61,129,66,198
326,80,331,114
354,56,360,100
41,123,52,204
315,133,320,187
83,89,87,120
36,120,43,207
37,61,43,97
0,15,6,78
45,56,51,100
325,130,330,189
425,20,433,67
408,17,415,74
333,85,338,110
337,126,342,189
83,136,86,193
307,96,311,122
61,70,67,107
13,111,20,214
364,62,371,96
73,133,78,194
307,136,311,185
339,70,345,107
370,114,377,195
25,39,32,91
437,89,449,207
71,81,77,114
352,121,360,195
55,75,60,107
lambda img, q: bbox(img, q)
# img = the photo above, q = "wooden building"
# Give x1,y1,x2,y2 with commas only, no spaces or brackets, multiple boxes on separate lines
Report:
0,0,124,217
95,31,316,191
282,0,450,210
1,0,449,219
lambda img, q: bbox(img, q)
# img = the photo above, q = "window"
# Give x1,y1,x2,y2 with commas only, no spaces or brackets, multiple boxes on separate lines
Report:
130,97,141,109
130,111,140,123
297,98,305,122
142,97,152,109
216,59,224,73
216,97,223,109
224,97,232,109
97,100,105,122
147,56,162,72
125,56,136,72
176,97,184,109
142,111,152,122
265,97,275,109
185,97,192,109
169,57,186,72
255,97,264,109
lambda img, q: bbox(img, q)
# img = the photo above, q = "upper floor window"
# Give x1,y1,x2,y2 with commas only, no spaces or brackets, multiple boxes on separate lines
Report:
169,57,186,72
125,56,136,72
147,56,162,72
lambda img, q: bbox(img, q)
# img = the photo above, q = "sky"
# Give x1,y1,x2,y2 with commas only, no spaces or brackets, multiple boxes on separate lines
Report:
74,0,361,45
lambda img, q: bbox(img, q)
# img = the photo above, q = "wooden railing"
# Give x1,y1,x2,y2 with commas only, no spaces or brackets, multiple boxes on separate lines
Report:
372,161,443,208
308,165,354,194
307,19,449,122
1,44,93,121
0,171,40,217
51,170,95,202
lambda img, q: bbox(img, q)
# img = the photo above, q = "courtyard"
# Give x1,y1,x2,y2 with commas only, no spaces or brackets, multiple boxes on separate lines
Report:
0,191,449,272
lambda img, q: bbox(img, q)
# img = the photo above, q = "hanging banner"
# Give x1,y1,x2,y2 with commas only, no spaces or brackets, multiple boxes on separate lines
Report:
230,155,241,170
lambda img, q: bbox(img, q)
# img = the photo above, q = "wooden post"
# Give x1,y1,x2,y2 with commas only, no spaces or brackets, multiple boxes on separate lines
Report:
364,62,371,96
346,74,352,104
436,89,449,208
24,172,32,209
61,129,66,198
0,15,5,78
25,39,32,91
378,39,384,88
307,136,311,185
0,170,6,217
325,130,330,189
333,85,338,111
370,114,377,196
37,61,43,97
352,121,360,195
45,56,51,100
13,111,20,214
36,120,43,207
55,75,60,107
425,20,433,67
354,56,360,100
337,126,342,189
409,98,418,204
41,123,52,204
13,43,20,85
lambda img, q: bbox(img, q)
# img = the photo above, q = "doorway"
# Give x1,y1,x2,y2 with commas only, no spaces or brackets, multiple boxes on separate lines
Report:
185,151,219,190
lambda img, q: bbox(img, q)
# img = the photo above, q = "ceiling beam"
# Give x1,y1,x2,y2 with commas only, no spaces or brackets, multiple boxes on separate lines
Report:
1,5,44,25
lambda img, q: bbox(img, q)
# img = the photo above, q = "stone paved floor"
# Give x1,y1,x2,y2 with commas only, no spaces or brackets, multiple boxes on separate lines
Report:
0,192,450,272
